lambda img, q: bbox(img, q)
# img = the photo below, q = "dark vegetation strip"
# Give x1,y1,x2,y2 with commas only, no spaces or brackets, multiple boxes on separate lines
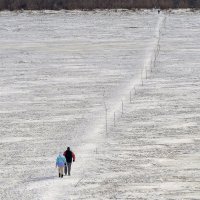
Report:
0,0,200,10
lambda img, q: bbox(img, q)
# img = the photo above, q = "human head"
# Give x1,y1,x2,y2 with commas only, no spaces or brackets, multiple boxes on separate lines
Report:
67,147,70,151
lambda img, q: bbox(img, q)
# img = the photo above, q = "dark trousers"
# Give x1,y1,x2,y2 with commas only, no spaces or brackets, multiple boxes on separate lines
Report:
65,163,72,175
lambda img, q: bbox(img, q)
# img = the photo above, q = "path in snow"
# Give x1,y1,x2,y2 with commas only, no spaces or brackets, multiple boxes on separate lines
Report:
41,13,165,200
0,10,159,200
1,10,200,200
61,10,200,199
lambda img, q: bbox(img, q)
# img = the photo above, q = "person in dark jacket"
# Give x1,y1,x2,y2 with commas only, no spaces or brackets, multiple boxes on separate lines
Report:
63,147,75,176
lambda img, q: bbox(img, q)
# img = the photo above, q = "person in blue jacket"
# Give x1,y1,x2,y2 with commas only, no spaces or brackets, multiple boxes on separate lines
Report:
56,152,66,178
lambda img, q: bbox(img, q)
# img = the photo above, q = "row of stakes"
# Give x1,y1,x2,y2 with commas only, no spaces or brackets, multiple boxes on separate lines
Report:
104,15,166,134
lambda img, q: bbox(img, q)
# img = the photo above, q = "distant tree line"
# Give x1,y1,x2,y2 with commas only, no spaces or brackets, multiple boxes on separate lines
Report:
0,0,200,10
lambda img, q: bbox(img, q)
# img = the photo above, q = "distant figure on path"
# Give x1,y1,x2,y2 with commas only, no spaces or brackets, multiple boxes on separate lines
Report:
56,152,66,178
63,147,75,176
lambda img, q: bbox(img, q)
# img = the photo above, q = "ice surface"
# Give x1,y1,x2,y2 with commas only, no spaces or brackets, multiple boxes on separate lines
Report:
0,9,200,199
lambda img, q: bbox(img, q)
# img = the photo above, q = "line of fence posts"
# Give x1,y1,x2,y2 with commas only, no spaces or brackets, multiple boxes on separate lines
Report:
104,14,165,134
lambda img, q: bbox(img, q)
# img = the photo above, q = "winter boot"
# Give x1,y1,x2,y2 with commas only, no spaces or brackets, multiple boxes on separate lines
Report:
59,173,61,177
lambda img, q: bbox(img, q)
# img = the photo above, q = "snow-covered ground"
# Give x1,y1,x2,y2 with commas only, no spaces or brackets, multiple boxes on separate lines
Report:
0,9,200,200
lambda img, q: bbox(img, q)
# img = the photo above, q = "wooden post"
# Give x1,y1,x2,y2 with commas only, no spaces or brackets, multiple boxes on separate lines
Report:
122,100,124,115
104,102,108,134
114,112,116,127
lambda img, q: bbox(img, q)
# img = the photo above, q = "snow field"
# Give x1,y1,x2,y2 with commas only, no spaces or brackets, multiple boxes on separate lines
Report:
0,9,200,199
0,10,158,199
41,12,166,200
65,10,200,199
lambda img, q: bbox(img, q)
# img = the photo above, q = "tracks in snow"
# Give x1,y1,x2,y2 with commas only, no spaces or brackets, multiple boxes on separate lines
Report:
41,13,166,200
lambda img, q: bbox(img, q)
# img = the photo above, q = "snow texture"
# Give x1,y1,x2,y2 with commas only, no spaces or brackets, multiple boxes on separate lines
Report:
0,9,200,200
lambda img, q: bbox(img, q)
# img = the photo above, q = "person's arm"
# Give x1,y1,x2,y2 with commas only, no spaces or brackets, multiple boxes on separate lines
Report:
63,157,66,164
72,152,75,162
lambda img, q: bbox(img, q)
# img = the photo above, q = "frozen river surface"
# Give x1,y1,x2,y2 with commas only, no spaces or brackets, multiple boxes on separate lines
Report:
0,10,200,199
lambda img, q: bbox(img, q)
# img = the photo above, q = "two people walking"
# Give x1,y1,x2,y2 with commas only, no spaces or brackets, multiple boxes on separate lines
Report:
56,147,75,178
